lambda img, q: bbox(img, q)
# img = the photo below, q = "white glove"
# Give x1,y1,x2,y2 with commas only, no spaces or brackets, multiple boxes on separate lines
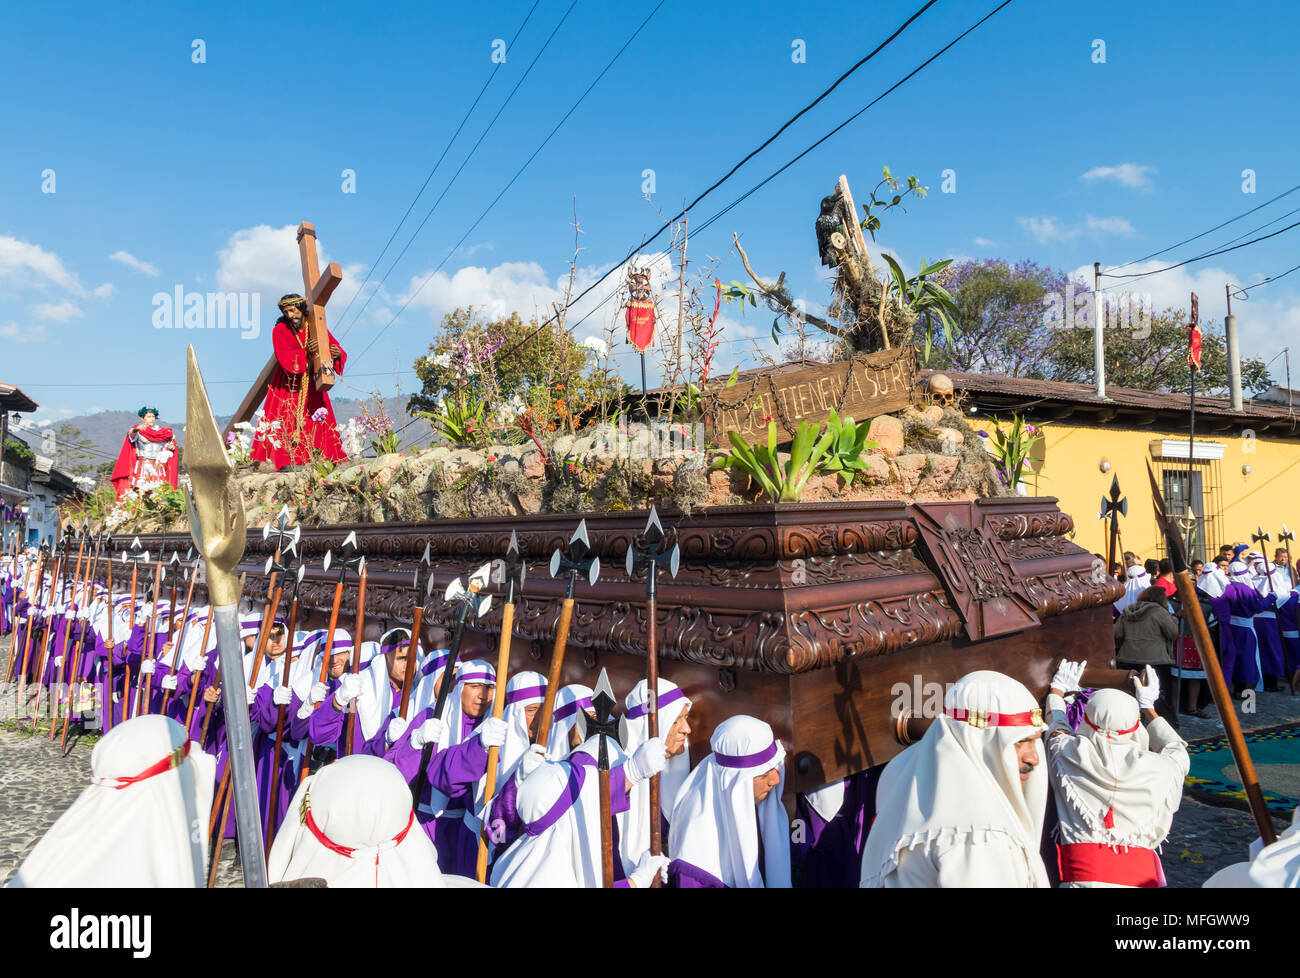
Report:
161,675,178,691
140,660,156,676
296,699,315,721
1134,665,1161,711
387,716,409,745
476,716,507,749
625,737,668,785
1050,659,1087,695
520,743,546,778
627,852,670,889
245,685,258,707
308,682,327,705
272,686,292,706
52,656,63,669
411,716,448,750
334,672,363,707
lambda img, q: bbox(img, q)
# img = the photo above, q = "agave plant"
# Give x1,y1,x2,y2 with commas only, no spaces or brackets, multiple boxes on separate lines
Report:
712,419,835,503
820,410,880,483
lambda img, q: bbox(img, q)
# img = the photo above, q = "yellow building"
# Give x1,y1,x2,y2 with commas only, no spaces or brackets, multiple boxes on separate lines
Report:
941,371,1300,565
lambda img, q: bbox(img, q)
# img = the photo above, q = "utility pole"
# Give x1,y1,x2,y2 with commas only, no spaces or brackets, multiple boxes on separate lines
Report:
1094,262,1106,400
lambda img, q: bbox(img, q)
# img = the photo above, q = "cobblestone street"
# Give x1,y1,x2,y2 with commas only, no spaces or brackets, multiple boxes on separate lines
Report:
1,633,1295,887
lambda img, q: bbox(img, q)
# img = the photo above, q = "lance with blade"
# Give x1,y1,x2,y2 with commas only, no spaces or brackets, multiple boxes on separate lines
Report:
301,531,363,782
412,562,492,806
476,531,526,883
14,543,49,697
1148,462,1277,844
49,521,88,732
158,549,200,718
398,544,435,721
266,555,306,853
1280,524,1296,588
31,524,74,722
344,551,368,757
135,551,175,717
1253,527,1275,596
1099,475,1126,576
625,505,679,870
185,343,267,887
113,539,150,730
535,520,600,751
581,668,620,888
58,526,106,745
4,544,42,686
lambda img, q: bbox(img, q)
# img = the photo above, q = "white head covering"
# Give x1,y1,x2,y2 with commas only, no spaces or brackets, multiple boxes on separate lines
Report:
1047,688,1184,849
618,678,692,872
6,715,213,888
489,736,622,888
1228,560,1253,584
860,671,1050,888
356,630,443,741
268,754,478,887
1197,563,1228,599
1114,566,1151,613
1203,806,1300,888
499,671,547,782
668,715,790,888
546,684,593,760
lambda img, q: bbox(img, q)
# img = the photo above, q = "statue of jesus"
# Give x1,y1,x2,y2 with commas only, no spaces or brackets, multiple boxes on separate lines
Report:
249,293,348,469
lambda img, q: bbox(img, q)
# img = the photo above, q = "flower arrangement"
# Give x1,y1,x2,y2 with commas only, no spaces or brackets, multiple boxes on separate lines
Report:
976,414,1045,492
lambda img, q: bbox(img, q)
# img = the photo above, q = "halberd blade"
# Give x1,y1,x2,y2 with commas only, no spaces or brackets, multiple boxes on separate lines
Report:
587,556,601,587
469,561,492,592
445,577,466,603
296,563,305,584
287,525,302,548
475,593,492,617
549,549,562,578
668,544,680,579
625,544,635,578
322,550,333,572
265,556,274,576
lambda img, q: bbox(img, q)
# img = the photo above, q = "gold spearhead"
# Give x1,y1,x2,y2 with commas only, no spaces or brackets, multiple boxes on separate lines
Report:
185,345,246,606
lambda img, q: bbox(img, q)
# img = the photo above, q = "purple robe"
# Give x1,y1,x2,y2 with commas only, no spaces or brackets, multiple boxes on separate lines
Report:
1253,602,1287,677
1215,584,1271,686
1278,592,1300,673
791,768,879,888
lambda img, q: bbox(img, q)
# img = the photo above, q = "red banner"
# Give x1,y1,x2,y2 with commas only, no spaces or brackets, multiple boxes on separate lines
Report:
626,301,655,353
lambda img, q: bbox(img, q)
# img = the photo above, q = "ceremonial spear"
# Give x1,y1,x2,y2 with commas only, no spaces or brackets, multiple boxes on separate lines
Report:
266,552,306,851
581,668,620,888
476,531,526,883
49,521,89,731
397,544,435,721
13,543,49,698
343,549,368,757
301,531,363,781
412,562,492,807
57,527,107,745
185,344,268,887
1099,475,1126,576
3,544,40,687
30,525,74,723
625,506,679,875
1280,524,1296,587
534,521,600,752
1253,527,1275,596
134,551,175,716
158,549,200,718
115,539,150,730
1148,462,1277,845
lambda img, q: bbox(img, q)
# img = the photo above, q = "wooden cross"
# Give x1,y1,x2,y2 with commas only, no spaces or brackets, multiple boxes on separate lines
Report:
225,222,344,435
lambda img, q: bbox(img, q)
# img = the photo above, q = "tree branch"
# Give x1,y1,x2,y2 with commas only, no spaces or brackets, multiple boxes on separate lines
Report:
732,233,845,337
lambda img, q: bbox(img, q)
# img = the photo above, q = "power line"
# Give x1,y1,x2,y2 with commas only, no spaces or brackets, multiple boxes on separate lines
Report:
349,0,669,366
1099,218,1300,286
340,1,577,340
331,1,543,336
491,0,1013,369
1232,260,1300,300
1103,180,1300,273
15,370,420,390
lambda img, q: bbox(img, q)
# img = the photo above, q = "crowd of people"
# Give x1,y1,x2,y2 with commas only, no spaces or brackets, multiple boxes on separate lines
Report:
1,545,1296,888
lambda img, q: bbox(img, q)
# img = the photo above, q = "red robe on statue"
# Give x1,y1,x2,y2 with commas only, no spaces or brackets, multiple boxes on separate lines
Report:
110,425,179,500
250,321,348,469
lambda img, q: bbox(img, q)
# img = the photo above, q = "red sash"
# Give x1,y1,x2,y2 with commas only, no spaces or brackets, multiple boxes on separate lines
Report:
1057,843,1165,887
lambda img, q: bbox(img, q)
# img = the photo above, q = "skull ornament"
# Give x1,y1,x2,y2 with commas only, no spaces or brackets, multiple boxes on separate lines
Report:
927,373,955,408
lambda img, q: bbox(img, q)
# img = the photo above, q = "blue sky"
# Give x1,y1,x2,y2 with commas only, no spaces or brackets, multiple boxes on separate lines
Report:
2,0,1298,426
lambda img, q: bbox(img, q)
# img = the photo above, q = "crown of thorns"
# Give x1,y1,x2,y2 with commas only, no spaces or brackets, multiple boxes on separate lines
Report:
277,294,308,312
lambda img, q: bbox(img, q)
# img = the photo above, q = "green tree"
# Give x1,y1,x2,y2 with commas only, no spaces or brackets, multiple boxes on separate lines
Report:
52,423,100,475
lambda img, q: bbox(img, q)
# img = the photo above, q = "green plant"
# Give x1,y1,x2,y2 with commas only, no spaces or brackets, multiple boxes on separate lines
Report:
880,254,960,366
418,392,487,447
977,414,1045,491
859,166,927,241
711,420,834,503
3,437,35,467
820,410,880,483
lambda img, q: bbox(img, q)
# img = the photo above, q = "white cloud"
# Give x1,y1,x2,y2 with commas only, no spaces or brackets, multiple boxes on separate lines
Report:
1081,163,1156,190
1020,215,1137,243
0,235,85,295
93,283,116,299
31,300,83,322
973,237,997,247
0,321,47,342
107,250,160,276
215,224,363,314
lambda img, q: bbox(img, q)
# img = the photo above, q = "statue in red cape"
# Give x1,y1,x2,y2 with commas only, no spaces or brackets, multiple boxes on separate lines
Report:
250,293,348,469
110,406,179,500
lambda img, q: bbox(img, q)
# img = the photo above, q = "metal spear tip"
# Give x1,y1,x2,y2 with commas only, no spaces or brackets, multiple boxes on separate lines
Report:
342,530,358,553
131,536,142,551
507,530,519,558
296,563,306,584
275,504,291,529
420,542,432,567
426,573,436,598
170,551,181,565
592,668,615,719
643,505,665,543
468,561,492,593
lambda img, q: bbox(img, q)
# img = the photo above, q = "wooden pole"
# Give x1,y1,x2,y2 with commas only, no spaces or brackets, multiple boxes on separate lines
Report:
533,597,576,751
300,573,348,783
134,559,165,718
266,582,303,854
50,535,87,729
344,563,366,756
184,612,215,734
5,554,39,685
159,566,199,717
476,599,515,883
29,552,66,722
59,534,104,746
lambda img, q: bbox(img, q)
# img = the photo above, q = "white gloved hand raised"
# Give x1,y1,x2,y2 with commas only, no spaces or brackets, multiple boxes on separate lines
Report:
625,737,668,785
245,685,258,707
308,682,327,705
411,716,448,750
387,716,409,745
1134,665,1161,711
52,656,63,669
519,743,546,778
272,686,292,706
334,672,363,707
476,716,507,749
627,852,670,889
140,659,156,676
1050,659,1087,695
161,674,178,691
